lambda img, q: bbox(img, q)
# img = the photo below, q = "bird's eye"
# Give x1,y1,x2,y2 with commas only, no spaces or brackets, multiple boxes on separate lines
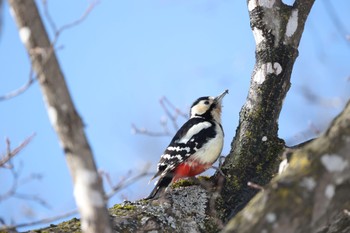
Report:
204,100,210,105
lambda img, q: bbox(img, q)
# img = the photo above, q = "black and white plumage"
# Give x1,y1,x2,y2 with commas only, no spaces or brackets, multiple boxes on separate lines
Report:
145,90,228,200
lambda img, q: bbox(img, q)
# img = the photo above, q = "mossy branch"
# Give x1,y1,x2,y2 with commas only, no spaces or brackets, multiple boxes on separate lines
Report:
222,100,350,233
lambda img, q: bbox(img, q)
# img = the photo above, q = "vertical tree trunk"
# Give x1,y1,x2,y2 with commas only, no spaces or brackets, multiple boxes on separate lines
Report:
217,0,315,220
7,1,112,232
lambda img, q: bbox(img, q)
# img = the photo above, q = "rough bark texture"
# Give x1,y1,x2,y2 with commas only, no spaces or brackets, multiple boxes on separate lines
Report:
7,1,112,232
32,184,222,233
216,0,315,220
222,100,350,233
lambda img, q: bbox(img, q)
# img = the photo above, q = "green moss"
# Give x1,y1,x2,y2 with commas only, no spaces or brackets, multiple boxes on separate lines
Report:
198,176,211,182
171,178,196,188
59,218,81,232
30,218,81,233
204,217,220,233
110,203,137,216
256,163,263,173
111,204,136,211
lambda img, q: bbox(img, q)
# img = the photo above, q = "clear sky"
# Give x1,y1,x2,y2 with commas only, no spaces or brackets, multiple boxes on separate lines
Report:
1,0,349,230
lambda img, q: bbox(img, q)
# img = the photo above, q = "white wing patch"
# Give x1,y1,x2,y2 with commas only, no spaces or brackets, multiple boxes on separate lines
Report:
176,121,212,144
167,146,191,153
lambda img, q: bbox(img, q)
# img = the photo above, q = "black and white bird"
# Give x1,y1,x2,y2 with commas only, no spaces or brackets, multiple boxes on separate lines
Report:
145,90,228,199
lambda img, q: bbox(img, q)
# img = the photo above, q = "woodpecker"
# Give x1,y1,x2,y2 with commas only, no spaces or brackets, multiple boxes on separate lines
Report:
145,90,228,200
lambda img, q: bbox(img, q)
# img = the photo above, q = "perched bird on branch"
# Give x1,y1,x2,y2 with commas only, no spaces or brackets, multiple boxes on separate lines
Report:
145,90,228,199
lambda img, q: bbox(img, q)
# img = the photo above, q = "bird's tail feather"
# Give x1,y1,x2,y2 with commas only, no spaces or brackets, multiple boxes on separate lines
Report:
144,175,173,200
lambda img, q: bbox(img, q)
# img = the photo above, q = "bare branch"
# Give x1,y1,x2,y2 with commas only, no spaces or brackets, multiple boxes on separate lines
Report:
321,0,350,48
0,167,150,231
160,96,187,130
0,1,98,101
0,69,35,101
0,134,35,167
0,209,78,231
42,0,99,47
132,96,188,137
106,165,152,199
8,0,112,232
247,181,264,191
131,123,171,137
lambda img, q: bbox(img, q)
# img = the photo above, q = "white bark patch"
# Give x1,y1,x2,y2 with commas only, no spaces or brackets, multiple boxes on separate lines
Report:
273,62,282,75
47,106,58,126
259,0,275,8
252,27,264,45
19,27,31,45
278,158,289,174
286,9,299,37
321,154,348,172
254,62,283,84
74,169,104,207
248,0,258,11
325,184,335,199
300,177,316,191
266,212,277,223
73,169,105,231
253,68,265,84
248,0,274,11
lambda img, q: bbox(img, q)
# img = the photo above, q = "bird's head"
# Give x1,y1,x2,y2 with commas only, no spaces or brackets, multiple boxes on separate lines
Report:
190,89,228,123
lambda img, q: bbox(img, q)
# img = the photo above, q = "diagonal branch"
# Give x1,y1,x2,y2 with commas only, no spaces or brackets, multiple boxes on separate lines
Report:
7,1,112,232
0,0,98,102
0,134,35,167
222,99,350,233
0,69,35,101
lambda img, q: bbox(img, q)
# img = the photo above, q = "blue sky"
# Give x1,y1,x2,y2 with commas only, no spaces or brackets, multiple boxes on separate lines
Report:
1,0,349,230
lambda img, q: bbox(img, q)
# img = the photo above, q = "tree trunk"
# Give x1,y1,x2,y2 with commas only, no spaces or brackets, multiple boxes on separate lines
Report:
217,0,315,220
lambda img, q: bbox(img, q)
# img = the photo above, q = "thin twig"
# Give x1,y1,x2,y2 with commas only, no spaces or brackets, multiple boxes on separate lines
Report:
45,0,100,46
0,69,35,101
160,96,187,130
161,96,188,119
13,193,51,209
322,0,350,48
131,123,171,137
0,1,99,101
106,166,152,199
0,209,78,231
0,134,36,167
247,181,264,191
132,96,188,137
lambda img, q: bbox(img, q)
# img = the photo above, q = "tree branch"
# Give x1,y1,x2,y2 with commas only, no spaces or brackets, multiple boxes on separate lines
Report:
216,0,316,220
7,0,112,232
222,99,350,233
0,69,35,101
0,134,35,167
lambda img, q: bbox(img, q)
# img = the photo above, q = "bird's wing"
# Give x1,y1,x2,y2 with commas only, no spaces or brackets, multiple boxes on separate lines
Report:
151,117,216,179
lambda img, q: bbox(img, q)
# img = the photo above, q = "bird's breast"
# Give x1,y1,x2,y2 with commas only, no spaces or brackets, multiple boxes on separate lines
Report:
191,124,224,164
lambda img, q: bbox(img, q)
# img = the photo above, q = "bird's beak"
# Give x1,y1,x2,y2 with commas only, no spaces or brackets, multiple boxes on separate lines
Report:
214,89,229,103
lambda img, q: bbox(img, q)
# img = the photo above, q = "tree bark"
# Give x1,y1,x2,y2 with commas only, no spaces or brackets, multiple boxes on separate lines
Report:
222,100,350,233
7,1,112,232
216,0,315,220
